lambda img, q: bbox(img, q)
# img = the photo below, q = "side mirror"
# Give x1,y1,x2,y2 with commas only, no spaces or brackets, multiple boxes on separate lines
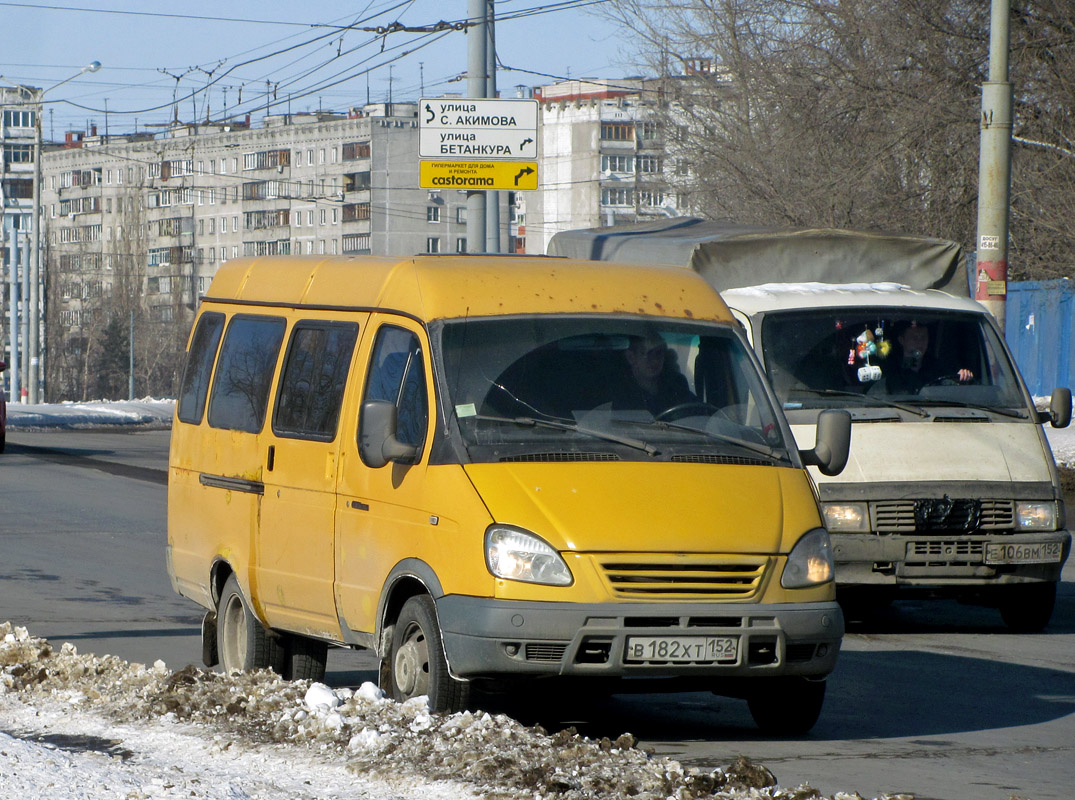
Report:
1041,387,1071,429
801,409,852,476
0,360,7,372
358,400,418,468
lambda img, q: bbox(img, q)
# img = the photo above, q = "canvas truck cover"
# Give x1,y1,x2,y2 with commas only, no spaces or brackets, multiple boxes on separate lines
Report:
547,217,970,297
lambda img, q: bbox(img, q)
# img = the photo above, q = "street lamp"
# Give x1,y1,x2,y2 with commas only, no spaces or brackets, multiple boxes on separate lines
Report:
1,60,101,403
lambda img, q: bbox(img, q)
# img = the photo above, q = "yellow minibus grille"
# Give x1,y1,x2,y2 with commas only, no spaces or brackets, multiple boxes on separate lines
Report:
594,555,769,600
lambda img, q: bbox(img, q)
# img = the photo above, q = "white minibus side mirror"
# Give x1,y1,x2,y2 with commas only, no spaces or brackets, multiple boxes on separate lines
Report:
800,409,852,476
359,400,419,468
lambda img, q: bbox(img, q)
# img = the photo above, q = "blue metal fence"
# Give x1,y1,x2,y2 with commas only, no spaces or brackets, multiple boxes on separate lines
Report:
1005,279,1074,396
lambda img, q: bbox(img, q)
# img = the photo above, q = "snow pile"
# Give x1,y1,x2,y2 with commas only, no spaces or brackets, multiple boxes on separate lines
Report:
0,623,887,800
5,398,175,430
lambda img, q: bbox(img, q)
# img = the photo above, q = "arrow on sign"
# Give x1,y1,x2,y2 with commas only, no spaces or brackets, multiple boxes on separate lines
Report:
425,103,435,123
520,137,534,149
514,166,535,186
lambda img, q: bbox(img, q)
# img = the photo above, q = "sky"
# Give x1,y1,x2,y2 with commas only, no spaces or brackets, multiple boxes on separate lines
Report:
0,0,643,139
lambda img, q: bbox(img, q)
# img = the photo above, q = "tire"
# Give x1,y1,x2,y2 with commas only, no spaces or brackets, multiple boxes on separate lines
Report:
747,677,826,736
282,634,328,682
387,595,469,713
0,431,6,454
999,582,1056,633
216,574,285,675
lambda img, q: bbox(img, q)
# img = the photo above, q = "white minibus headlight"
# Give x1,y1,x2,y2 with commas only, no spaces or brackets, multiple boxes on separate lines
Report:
485,526,573,586
822,502,868,532
782,528,835,589
1015,501,1057,531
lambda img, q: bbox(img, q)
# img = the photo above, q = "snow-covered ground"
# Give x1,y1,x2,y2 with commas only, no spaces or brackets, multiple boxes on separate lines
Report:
1,623,852,800
5,398,175,431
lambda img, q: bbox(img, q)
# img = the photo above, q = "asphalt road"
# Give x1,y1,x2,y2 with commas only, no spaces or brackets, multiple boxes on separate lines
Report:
1,428,1072,800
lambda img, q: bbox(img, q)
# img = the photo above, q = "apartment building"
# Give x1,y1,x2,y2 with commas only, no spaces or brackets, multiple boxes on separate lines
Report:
525,78,687,255
1,86,39,395
40,101,516,400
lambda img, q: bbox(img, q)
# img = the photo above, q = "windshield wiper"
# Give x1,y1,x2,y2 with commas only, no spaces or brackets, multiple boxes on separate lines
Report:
907,399,1028,420
789,388,931,418
628,418,784,461
468,414,660,456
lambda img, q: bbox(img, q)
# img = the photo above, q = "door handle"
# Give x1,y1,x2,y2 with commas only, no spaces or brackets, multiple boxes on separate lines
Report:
266,445,275,471
348,500,369,511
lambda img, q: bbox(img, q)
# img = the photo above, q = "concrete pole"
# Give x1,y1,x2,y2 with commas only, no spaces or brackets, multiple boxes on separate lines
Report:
29,90,42,403
128,309,135,400
975,0,1012,332
8,226,20,402
484,0,501,254
466,0,488,253
20,234,29,402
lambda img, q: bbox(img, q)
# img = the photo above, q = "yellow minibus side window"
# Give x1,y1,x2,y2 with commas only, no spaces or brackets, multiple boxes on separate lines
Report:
273,321,359,441
176,311,225,425
207,315,286,433
363,326,428,451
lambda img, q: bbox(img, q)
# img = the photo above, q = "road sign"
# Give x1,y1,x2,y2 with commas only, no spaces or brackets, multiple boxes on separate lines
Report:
420,160,538,191
419,98,538,160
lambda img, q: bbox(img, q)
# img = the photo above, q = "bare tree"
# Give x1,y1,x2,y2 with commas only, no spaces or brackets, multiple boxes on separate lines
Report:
605,0,1075,279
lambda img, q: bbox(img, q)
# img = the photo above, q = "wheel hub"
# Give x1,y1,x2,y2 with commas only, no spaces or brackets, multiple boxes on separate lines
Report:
394,627,429,697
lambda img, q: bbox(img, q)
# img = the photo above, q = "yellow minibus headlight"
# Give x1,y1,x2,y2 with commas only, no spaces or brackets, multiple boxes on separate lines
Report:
485,526,573,586
781,528,835,589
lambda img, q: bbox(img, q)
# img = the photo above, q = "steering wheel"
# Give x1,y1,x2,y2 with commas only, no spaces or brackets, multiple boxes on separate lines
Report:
924,372,977,388
655,402,722,422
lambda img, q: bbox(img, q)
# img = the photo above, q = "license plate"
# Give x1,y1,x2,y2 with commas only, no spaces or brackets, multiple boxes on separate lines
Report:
985,541,1063,565
624,635,738,664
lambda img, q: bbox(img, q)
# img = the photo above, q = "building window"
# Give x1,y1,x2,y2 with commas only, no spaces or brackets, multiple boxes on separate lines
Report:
636,156,663,174
2,109,34,127
639,121,660,141
426,237,440,253
456,238,467,253
601,154,633,173
638,190,666,207
456,207,467,224
427,206,441,223
343,203,370,221
601,187,634,206
343,233,370,253
600,122,633,141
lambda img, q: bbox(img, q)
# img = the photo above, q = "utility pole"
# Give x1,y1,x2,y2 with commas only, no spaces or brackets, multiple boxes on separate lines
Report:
466,0,488,252
484,0,501,253
7,226,20,403
975,0,1013,332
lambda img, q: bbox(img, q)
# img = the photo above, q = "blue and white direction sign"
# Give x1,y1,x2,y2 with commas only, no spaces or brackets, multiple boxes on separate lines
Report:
419,98,538,160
